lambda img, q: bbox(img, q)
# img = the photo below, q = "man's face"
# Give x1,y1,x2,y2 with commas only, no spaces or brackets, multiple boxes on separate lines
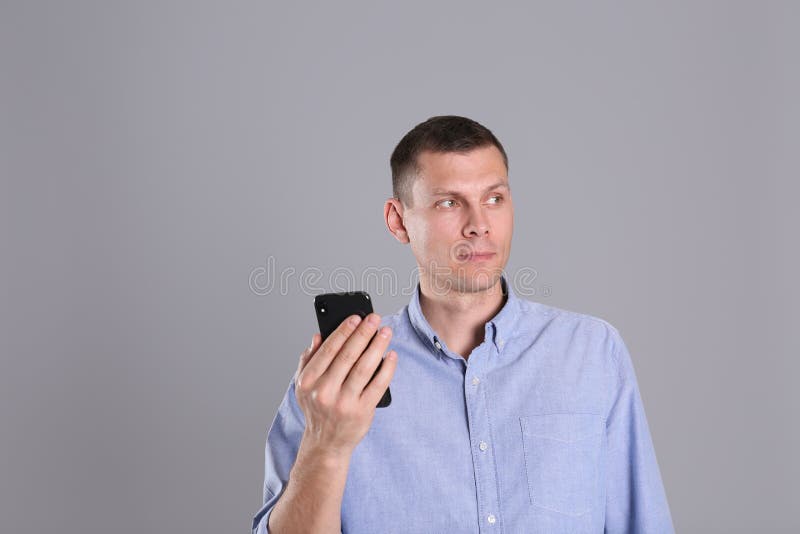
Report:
402,145,513,294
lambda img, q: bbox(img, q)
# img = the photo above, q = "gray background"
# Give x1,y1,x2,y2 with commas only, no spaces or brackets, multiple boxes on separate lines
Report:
2,1,798,533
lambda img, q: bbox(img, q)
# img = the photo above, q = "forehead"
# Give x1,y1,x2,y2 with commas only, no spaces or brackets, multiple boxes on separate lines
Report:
413,145,508,195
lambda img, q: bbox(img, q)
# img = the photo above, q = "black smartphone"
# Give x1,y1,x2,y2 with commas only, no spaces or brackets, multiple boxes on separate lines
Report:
313,291,392,408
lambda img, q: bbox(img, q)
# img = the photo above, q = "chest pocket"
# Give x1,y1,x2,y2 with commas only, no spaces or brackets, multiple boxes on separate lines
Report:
519,413,605,517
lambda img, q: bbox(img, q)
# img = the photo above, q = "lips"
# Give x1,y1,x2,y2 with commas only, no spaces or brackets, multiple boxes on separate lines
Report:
459,251,496,261
452,241,498,262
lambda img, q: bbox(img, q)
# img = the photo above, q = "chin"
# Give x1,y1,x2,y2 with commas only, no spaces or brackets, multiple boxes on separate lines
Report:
450,266,503,293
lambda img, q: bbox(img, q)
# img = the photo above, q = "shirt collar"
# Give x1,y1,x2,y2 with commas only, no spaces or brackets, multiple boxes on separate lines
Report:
407,272,520,359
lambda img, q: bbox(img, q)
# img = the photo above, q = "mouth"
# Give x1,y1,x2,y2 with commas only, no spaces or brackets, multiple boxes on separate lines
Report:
458,251,496,262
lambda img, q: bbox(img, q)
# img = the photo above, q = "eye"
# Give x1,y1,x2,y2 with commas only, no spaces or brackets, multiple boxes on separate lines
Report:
437,199,457,208
487,195,503,204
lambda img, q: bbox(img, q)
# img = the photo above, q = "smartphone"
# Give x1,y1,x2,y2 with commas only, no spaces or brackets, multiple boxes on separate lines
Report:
314,291,392,408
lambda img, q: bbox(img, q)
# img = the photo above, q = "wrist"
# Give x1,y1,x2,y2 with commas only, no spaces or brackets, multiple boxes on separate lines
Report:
298,434,353,468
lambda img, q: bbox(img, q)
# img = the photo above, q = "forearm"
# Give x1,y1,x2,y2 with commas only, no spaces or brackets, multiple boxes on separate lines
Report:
268,436,351,534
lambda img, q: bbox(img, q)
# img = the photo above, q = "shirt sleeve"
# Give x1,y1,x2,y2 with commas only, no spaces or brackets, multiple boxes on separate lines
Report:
251,377,306,534
604,332,675,534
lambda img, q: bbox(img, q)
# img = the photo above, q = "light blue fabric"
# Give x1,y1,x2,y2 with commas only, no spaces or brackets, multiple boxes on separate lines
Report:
252,274,674,533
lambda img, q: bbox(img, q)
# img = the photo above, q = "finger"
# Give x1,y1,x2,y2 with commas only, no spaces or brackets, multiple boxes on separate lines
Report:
360,349,398,407
300,314,363,387
342,325,392,397
321,313,382,389
295,333,321,384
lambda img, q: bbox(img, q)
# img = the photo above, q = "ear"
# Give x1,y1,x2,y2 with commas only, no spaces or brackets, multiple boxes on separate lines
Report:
384,197,410,244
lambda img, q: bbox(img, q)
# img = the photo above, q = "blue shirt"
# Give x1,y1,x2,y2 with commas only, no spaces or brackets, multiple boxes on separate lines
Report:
252,274,674,533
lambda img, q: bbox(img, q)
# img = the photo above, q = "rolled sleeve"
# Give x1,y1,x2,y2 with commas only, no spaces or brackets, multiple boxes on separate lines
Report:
604,333,675,534
252,378,306,534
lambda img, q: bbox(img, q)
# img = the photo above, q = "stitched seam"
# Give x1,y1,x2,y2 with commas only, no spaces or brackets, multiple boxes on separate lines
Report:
519,411,606,419
524,431,604,444
483,375,506,534
472,399,485,529
519,417,534,506
529,501,592,518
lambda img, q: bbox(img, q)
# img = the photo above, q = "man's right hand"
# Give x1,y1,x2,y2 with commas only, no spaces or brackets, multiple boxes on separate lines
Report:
294,313,397,458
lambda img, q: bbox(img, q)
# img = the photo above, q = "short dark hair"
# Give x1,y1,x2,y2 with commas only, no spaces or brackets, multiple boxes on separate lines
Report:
390,115,509,207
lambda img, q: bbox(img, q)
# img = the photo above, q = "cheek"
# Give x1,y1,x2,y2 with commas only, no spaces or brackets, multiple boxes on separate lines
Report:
495,208,513,234
410,219,455,258
429,220,461,250
406,219,433,257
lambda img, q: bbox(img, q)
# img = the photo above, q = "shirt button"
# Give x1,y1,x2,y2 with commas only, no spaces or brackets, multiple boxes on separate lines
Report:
479,441,488,451
497,339,504,348
472,376,480,386
487,514,496,524
434,341,442,350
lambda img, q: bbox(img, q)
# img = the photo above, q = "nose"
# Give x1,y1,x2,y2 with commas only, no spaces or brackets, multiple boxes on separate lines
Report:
463,205,490,238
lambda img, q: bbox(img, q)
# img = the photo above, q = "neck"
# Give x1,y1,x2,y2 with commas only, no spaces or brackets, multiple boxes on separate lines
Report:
418,275,507,360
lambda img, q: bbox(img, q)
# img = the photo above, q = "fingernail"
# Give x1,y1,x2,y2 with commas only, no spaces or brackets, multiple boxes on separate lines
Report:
379,326,391,338
350,315,362,326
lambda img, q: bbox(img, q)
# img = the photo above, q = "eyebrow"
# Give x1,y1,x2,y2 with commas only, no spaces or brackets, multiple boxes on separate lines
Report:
431,181,510,197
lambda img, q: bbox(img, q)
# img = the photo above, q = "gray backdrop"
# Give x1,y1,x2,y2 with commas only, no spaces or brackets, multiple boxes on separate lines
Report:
2,1,798,533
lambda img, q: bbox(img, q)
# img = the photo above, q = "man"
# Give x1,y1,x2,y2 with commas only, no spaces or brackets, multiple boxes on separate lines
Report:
252,115,674,533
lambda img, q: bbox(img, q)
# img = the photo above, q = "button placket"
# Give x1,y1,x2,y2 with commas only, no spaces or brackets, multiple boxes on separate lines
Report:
464,353,502,533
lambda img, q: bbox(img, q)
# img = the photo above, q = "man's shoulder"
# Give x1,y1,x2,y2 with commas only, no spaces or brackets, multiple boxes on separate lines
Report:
514,296,624,350
515,295,621,331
